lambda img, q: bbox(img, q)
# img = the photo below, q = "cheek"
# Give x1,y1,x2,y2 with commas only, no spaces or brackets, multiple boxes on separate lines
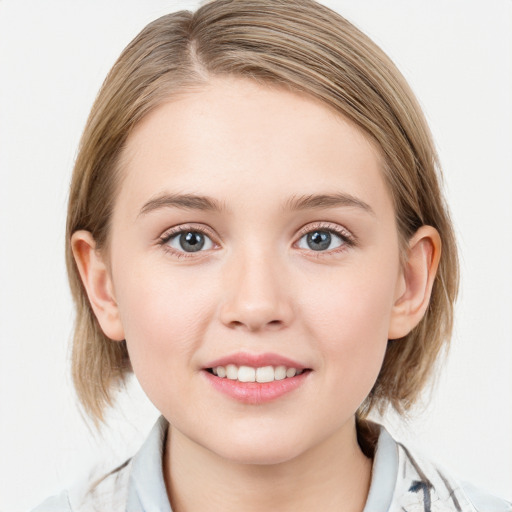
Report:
113,263,214,387
299,257,399,398
303,257,398,338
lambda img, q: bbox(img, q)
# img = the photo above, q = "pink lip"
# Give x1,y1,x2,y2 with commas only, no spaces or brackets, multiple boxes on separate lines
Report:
202,352,311,405
203,370,310,404
204,352,308,370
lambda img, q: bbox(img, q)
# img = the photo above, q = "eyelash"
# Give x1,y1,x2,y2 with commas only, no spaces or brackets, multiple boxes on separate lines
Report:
158,224,218,259
295,222,357,255
157,222,357,258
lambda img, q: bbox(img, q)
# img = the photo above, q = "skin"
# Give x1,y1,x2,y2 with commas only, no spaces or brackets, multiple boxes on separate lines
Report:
73,76,441,512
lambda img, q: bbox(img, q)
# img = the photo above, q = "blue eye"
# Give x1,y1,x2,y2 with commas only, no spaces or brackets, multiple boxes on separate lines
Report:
297,230,344,251
166,231,214,253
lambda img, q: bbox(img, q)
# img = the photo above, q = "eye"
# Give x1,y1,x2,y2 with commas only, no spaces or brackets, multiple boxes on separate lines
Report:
296,229,346,252
165,230,214,253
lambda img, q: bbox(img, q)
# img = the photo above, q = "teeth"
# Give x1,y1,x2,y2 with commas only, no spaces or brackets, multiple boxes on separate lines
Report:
226,364,238,380
286,368,296,378
256,366,274,383
211,364,305,382
274,365,287,380
238,366,256,382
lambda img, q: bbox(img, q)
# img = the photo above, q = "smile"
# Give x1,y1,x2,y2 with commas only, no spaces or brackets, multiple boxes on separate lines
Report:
203,353,312,404
208,365,305,382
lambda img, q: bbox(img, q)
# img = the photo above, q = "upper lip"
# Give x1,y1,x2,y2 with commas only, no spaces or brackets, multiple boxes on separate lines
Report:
205,352,309,370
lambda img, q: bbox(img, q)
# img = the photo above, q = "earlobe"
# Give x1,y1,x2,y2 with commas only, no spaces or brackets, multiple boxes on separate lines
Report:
71,230,125,341
388,226,441,340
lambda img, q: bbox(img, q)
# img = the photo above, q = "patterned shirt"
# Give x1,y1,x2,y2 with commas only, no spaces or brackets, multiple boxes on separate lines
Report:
33,416,511,512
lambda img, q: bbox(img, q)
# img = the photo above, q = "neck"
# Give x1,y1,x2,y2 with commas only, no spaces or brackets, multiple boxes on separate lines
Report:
163,419,372,512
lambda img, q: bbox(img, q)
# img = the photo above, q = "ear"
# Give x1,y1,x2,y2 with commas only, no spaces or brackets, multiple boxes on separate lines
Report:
388,225,441,340
71,230,125,341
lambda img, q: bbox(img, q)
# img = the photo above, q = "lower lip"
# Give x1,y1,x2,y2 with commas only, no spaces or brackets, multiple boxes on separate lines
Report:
203,370,310,404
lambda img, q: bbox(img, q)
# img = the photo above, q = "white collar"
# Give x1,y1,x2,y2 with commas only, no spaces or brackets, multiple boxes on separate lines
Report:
125,416,498,512
126,416,398,512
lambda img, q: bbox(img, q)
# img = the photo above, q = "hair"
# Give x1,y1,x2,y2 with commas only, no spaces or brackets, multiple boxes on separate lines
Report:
66,0,459,425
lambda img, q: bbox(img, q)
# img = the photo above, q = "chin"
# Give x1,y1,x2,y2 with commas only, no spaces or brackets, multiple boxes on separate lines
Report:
219,447,303,466
207,431,309,466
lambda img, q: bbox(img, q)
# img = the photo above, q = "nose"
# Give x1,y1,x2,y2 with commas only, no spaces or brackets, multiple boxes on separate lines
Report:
219,248,294,332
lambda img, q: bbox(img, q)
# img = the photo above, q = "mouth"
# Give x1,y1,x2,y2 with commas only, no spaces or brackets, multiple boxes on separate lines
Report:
205,364,310,383
202,353,312,404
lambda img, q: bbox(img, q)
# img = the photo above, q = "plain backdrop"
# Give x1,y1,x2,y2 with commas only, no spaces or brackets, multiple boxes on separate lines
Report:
0,1,511,510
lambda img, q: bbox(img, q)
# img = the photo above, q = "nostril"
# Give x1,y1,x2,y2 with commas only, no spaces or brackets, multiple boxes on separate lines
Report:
226,318,283,332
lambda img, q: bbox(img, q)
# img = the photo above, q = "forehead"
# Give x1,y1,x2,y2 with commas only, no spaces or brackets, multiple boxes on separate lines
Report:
115,76,391,218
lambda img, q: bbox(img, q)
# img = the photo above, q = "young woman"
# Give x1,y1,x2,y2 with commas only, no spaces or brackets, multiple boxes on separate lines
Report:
31,1,511,510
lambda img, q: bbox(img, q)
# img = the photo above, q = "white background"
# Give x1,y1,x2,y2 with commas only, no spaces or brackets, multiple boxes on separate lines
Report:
0,1,511,510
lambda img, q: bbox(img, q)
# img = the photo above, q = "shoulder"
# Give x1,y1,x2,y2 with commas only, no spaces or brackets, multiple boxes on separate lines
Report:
364,422,511,512
30,416,169,512
30,458,133,512
394,438,511,512
461,481,512,512
31,491,72,512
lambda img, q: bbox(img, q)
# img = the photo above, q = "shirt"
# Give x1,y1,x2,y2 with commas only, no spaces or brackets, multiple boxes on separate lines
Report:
32,416,511,512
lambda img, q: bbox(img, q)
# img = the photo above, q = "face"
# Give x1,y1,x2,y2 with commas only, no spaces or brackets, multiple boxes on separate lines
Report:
106,77,405,464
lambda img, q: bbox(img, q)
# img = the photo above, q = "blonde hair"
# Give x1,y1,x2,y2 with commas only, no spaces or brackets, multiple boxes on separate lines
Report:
66,0,459,424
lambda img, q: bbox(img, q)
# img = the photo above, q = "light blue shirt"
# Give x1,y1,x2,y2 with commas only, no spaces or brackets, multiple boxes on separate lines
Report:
32,416,511,512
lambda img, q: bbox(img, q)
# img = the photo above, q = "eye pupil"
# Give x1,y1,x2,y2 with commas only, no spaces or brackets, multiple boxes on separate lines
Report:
307,231,331,251
180,232,205,252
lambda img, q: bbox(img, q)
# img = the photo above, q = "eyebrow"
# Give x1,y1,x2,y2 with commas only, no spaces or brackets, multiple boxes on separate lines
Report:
138,191,374,217
138,193,225,217
284,193,375,215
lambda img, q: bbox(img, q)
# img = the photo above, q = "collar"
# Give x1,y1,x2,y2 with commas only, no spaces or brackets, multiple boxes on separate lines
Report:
126,416,171,512
362,424,398,511
125,416,398,512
